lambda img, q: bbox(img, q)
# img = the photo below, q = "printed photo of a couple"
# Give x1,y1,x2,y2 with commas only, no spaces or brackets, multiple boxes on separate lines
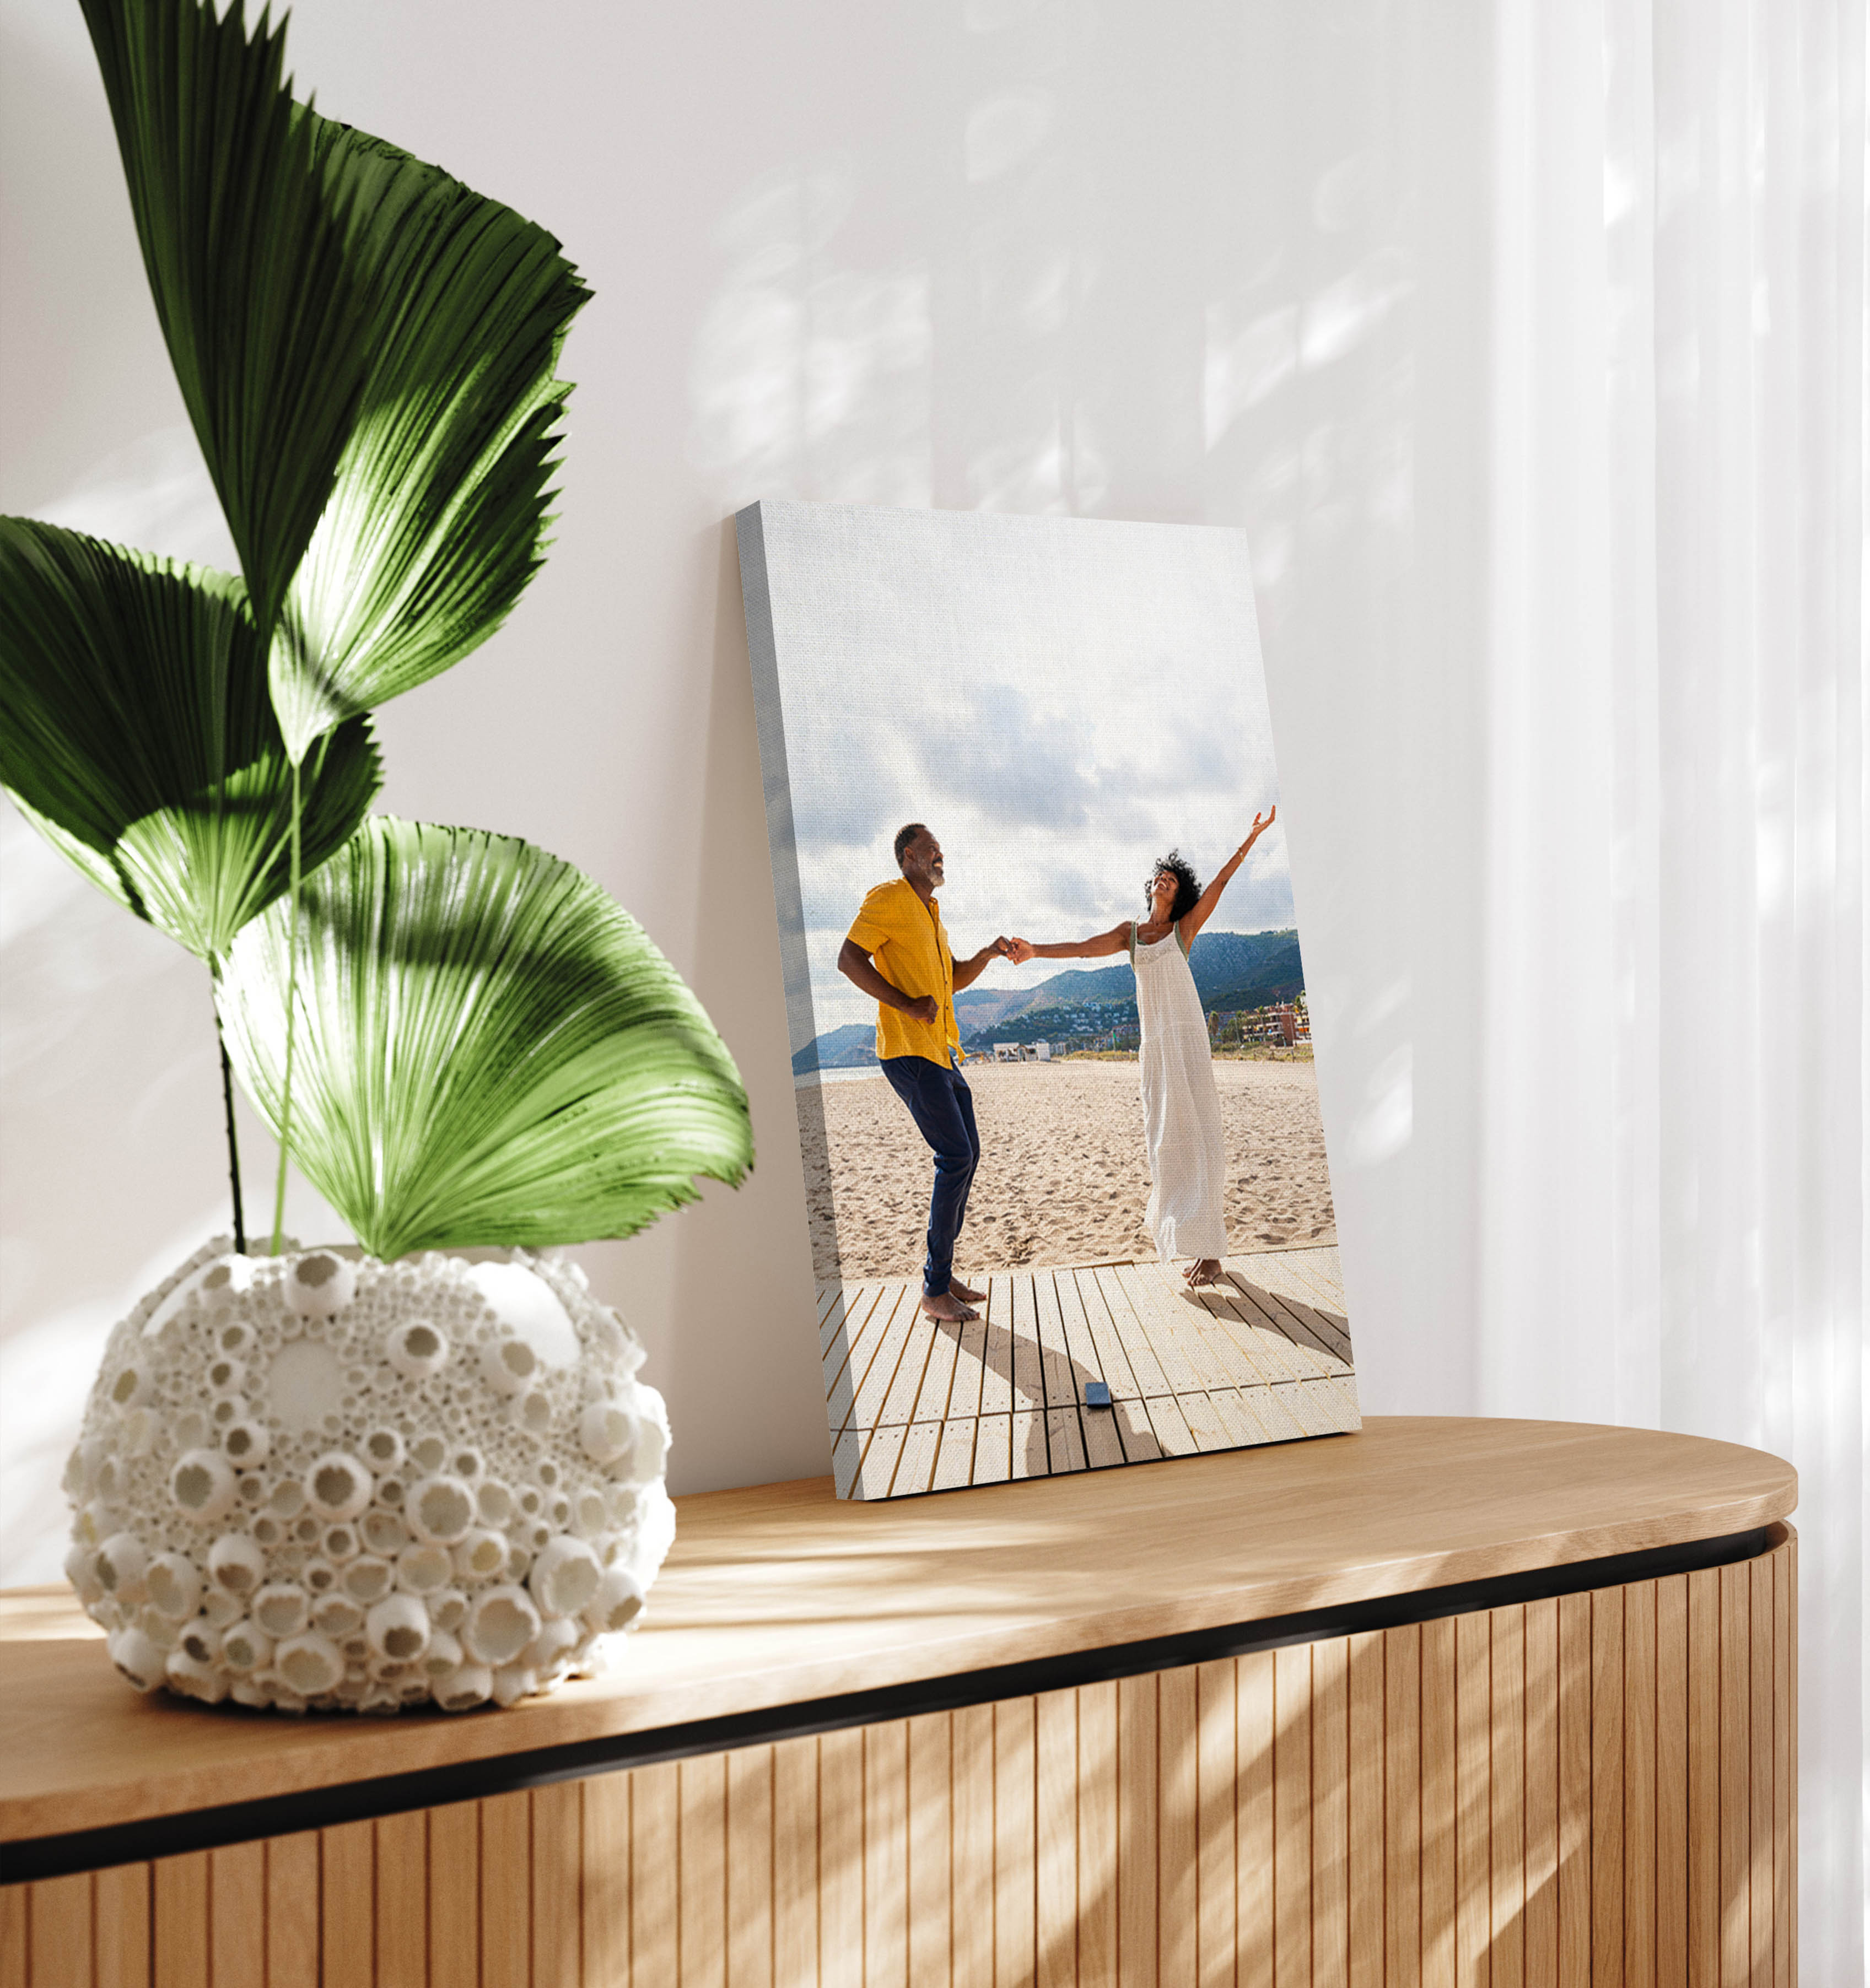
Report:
839,813,1278,1323
738,500,1359,1499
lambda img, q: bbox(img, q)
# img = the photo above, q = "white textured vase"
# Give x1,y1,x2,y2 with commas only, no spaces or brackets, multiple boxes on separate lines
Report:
63,1239,674,1715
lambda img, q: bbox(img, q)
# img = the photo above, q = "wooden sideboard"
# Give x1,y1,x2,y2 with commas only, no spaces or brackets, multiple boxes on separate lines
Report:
0,1417,1797,1985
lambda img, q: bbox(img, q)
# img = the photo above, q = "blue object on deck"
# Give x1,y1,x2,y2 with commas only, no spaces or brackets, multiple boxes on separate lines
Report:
1084,1380,1112,1408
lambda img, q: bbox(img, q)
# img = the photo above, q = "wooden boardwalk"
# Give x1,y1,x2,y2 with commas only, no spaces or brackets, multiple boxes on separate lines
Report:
816,1245,1358,1499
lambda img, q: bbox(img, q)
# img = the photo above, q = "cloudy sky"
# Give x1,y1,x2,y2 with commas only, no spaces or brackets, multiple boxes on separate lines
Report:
747,503,1292,1054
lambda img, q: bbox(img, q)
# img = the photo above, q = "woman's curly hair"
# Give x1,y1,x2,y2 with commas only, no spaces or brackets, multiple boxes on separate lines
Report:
1149,850,1201,922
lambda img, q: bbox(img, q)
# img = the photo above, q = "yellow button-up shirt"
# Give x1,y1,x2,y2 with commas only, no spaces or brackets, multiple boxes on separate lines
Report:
847,877,961,1068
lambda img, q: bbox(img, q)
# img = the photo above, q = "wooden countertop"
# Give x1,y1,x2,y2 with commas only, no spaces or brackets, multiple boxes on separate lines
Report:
0,1417,1794,1846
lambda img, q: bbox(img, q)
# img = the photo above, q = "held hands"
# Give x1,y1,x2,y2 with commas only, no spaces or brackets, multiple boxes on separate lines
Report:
1003,937,1036,965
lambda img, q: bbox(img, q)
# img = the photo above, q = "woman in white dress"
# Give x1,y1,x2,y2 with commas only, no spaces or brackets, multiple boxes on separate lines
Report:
1006,811,1275,1286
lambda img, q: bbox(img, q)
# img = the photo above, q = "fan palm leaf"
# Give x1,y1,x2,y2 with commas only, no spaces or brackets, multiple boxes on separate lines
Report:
266,125,590,761
78,0,370,641
218,818,753,1260
80,0,587,761
0,518,380,961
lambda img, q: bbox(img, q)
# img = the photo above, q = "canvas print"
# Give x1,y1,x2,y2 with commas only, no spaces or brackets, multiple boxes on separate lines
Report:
737,501,1359,1498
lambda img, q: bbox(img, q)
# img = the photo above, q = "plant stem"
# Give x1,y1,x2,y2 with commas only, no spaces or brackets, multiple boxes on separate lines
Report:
269,760,303,1255
213,980,247,1254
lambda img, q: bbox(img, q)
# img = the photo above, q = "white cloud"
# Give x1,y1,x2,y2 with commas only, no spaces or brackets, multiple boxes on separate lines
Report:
756,505,1294,1050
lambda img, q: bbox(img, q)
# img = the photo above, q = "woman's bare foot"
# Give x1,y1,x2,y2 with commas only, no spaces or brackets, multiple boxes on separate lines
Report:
920,1289,979,1322
950,1278,987,1305
1183,1259,1225,1288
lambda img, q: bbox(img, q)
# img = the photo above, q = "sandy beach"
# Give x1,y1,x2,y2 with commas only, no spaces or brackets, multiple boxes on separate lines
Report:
797,1057,1337,1283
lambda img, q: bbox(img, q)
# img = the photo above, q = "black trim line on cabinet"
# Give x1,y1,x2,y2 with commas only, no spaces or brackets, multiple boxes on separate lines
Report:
3,1523,1776,1883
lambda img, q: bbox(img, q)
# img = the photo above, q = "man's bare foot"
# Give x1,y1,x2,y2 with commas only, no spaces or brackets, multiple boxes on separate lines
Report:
950,1279,987,1305
1183,1259,1226,1288
920,1289,979,1322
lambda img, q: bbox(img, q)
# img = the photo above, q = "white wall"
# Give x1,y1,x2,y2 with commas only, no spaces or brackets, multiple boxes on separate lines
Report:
4,0,1494,1570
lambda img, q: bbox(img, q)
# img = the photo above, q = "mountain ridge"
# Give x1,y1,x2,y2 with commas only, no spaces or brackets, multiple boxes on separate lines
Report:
796,930,1306,1068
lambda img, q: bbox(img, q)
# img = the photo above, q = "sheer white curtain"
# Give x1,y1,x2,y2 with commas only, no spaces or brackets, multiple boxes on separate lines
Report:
1478,0,1864,1971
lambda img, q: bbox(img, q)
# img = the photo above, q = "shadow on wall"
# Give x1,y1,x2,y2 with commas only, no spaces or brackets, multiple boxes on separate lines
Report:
684,4,1424,531
0,796,348,1584
689,163,935,510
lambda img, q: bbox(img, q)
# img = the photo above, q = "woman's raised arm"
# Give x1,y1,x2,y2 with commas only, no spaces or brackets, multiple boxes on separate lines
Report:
1180,806,1275,943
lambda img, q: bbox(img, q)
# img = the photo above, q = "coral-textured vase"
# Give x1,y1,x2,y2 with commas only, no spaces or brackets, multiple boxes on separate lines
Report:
64,1243,672,1714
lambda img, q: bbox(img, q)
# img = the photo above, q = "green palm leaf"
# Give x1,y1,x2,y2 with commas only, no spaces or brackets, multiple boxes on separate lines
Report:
0,518,381,961
266,126,590,762
218,818,753,1259
79,0,370,641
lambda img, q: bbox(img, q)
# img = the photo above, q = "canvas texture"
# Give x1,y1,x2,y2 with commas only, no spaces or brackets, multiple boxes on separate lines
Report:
737,499,1360,1498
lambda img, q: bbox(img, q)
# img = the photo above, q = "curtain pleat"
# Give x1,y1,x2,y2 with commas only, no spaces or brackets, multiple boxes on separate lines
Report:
1480,2,1864,1970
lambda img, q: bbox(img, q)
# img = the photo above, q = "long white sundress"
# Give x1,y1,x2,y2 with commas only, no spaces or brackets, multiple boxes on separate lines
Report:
1130,921,1229,1263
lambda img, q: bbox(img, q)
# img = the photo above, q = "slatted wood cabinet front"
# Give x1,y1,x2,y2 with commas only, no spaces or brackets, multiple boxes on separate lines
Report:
1,1532,1794,1988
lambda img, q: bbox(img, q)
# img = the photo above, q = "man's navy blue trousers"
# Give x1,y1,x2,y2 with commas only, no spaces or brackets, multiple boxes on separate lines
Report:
880,1054,979,1298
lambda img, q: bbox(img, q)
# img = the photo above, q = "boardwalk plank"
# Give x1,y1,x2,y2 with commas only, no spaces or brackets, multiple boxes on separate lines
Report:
849,1286,925,1432
931,1418,978,1492
1081,1403,1127,1468
826,1282,914,1432
1098,1264,1170,1391
1011,1274,1046,1409
817,1279,879,1349
910,1312,964,1424
816,1280,867,1354
1248,1247,1349,1325
978,1278,1016,1416
1010,1408,1048,1481
1185,1291,1270,1390
945,1311,990,1422
1053,1269,1118,1400
1135,1263,1244,1403
1144,1393,1200,1457
1112,1396,1163,1462
1172,1387,1234,1452
1044,1405,1088,1474
1031,1272,1079,1409
1299,1376,1364,1433
1247,1385,1309,1444
1111,1264,1204,1394
1199,1285,1308,1386
856,1424,908,1500
832,1428,864,1500
892,1420,942,1498
1265,1294,1353,1372
1204,1385,1261,1449
879,1310,940,1427
823,1272,895,1415
1281,1377,1353,1438
1237,1244,1344,1303
972,1414,1012,1485
1234,1277,1351,1373
1093,1266,1172,1396
1212,1384,1272,1445
1241,1285,1343,1380
1070,1268,1146,1398
820,1279,888,1373
1215,1285,1325,1382
1151,1278,1246,1398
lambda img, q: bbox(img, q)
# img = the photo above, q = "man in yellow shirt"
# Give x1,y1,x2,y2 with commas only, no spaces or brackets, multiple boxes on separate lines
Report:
838,824,1009,1323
